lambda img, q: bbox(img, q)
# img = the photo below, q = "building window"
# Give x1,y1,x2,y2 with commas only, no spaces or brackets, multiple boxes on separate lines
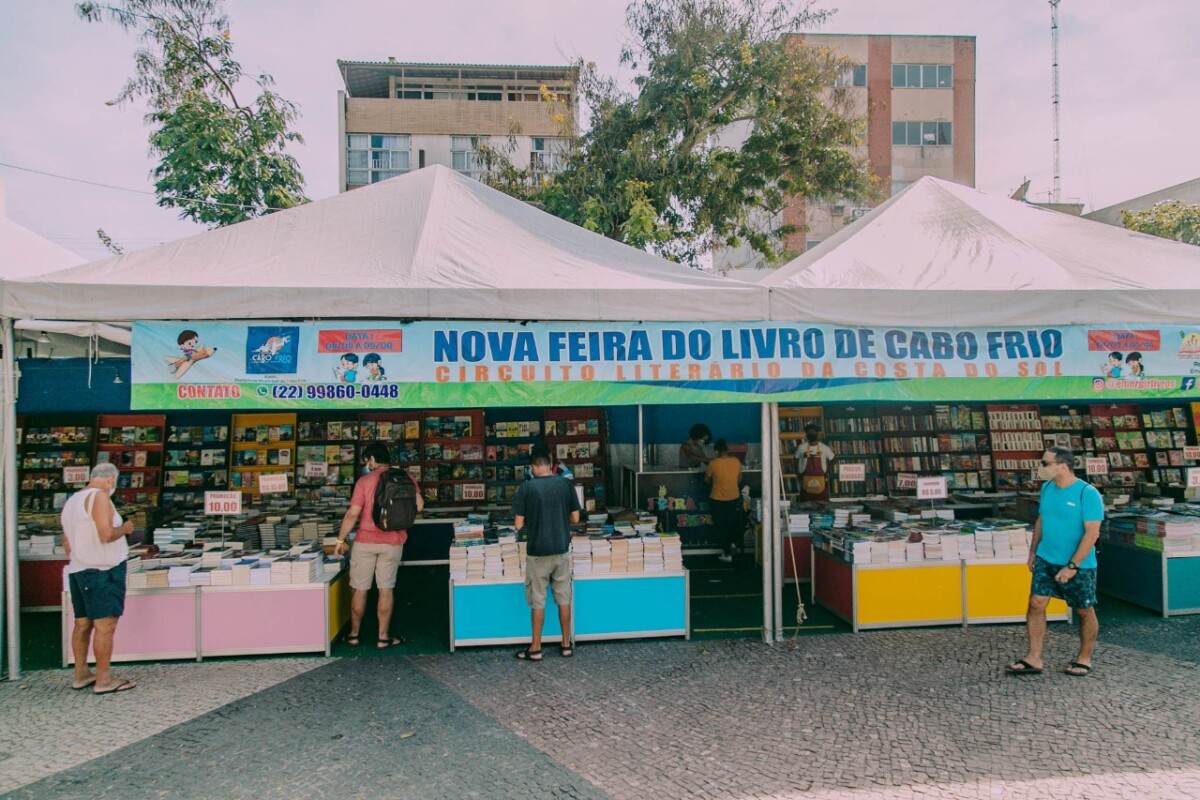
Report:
530,137,568,174
451,136,483,178
346,134,411,184
891,63,953,89
833,64,867,88
891,121,952,146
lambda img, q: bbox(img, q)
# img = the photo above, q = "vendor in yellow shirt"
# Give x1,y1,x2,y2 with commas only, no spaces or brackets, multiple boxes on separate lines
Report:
705,439,744,563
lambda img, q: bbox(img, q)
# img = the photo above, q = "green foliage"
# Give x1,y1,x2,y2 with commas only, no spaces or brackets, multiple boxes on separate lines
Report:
533,0,875,265
77,0,306,227
1121,201,1200,246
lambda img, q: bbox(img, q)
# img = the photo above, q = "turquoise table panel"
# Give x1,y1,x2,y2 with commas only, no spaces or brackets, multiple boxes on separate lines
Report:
451,581,562,649
1098,542,1166,613
1167,556,1200,614
573,574,688,640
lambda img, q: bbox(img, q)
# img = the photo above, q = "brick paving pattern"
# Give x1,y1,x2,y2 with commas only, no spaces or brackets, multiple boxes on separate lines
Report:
2,617,1198,799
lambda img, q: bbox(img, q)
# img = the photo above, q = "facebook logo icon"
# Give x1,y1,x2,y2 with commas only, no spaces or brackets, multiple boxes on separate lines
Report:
1182,377,1196,392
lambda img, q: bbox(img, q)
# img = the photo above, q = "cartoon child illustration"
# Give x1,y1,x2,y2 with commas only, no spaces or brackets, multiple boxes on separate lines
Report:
362,353,387,381
333,353,359,383
1125,352,1144,380
1102,351,1123,379
162,329,217,380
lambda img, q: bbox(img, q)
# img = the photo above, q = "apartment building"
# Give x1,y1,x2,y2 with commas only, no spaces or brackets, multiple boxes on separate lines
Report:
337,60,579,191
716,34,976,271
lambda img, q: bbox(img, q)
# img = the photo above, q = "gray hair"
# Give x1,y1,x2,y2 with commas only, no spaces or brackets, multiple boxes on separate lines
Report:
91,463,119,480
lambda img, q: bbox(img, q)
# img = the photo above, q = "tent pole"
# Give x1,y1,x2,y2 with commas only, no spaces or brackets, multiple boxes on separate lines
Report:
760,402,775,644
770,403,784,641
1,318,19,680
637,405,644,473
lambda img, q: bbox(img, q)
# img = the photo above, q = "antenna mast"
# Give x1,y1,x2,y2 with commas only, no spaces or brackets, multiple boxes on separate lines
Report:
1050,0,1062,202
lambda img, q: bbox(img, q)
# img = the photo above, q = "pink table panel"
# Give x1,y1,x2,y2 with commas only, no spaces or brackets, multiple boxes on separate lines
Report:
200,586,327,655
65,590,198,664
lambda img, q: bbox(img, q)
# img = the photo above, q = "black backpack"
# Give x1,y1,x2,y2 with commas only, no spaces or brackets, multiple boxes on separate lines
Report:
372,468,418,531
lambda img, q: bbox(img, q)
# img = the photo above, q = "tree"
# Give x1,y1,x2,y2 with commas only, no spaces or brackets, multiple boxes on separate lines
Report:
534,0,875,266
1122,201,1200,246
77,0,307,227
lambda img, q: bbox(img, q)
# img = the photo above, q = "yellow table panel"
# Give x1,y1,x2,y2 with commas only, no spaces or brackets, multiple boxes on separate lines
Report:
856,564,963,628
327,571,352,641
964,562,1069,623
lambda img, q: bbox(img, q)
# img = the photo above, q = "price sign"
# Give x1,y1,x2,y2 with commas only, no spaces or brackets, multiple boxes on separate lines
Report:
1085,458,1109,476
258,473,289,494
917,476,949,500
303,462,328,478
204,491,242,516
63,466,90,484
838,462,866,482
1188,468,1200,489
1184,446,1200,462
895,472,918,490
462,483,485,501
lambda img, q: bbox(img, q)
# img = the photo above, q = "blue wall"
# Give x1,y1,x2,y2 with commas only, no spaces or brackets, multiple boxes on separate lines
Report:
606,403,762,445
16,358,132,413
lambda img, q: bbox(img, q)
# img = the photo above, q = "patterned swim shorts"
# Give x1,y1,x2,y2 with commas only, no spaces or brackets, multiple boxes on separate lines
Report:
1030,556,1098,609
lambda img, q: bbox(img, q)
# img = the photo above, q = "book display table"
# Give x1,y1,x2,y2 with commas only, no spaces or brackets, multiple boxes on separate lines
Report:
63,570,350,665
450,571,689,651
813,549,1068,632
19,555,69,610
1097,541,1200,617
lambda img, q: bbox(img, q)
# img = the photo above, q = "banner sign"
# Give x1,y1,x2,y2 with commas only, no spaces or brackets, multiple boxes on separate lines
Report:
131,321,1200,409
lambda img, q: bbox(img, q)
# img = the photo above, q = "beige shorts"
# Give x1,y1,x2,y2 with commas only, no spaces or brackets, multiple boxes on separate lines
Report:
525,553,572,609
349,542,403,590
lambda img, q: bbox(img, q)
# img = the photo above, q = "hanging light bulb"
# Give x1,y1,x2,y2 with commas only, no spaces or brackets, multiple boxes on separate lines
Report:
36,332,50,345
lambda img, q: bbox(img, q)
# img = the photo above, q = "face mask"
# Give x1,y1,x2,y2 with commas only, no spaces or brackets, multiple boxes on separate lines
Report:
362,465,372,476
1037,463,1057,481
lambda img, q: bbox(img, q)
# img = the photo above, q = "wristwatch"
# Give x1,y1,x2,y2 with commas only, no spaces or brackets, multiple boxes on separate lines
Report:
1067,561,1079,571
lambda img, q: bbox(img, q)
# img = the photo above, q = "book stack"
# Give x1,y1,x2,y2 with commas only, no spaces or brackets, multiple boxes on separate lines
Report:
249,562,272,585
483,543,504,580
189,567,214,586
787,513,811,535
850,512,873,528
144,567,170,588
643,536,665,572
292,553,321,583
609,537,629,573
956,531,978,560
570,536,592,575
591,537,611,574
27,533,60,555
921,532,942,560
939,534,960,561
886,537,907,563
973,529,995,559
270,556,295,585
500,537,522,578
832,508,851,528
465,545,485,580
167,563,198,587
627,537,644,572
449,546,468,580
661,533,683,571
453,521,486,547
259,517,282,549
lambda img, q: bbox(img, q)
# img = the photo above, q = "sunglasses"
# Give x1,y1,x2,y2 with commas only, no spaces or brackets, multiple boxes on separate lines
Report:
1041,460,1061,467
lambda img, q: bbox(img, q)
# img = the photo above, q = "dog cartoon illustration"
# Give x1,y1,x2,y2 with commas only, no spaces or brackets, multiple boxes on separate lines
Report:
162,329,217,380
253,334,292,359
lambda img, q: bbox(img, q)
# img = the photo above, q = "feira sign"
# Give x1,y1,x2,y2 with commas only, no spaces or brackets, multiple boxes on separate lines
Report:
130,321,1200,409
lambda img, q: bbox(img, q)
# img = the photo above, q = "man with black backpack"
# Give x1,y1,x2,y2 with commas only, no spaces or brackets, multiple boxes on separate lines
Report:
334,443,422,649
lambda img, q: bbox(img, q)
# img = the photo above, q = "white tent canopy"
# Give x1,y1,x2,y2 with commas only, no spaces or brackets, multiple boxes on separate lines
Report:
0,179,85,279
762,176,1200,326
1,165,766,323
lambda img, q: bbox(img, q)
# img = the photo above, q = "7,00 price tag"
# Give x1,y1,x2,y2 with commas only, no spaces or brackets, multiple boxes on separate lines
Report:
204,491,242,516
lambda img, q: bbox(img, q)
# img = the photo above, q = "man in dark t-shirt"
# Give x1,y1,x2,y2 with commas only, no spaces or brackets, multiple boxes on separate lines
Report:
512,449,581,661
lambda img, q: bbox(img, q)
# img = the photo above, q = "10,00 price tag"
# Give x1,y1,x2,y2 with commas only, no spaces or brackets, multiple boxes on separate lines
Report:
205,491,242,516
1085,458,1108,476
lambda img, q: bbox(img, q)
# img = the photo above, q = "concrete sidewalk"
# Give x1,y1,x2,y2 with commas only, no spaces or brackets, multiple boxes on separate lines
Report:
2,617,1197,799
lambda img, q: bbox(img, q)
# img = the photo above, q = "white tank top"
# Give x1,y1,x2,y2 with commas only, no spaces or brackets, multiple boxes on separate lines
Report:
62,488,127,573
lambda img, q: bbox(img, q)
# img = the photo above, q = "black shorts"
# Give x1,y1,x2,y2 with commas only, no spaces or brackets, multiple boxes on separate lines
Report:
1030,556,1098,609
68,561,127,620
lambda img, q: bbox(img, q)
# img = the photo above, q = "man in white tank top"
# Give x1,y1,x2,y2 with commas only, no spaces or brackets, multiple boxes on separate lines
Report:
62,463,136,694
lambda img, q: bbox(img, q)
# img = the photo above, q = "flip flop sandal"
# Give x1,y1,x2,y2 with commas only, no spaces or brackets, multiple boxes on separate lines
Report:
560,643,575,658
342,634,361,646
376,636,406,649
1004,659,1043,675
1064,661,1092,677
71,677,97,690
93,679,137,695
515,647,543,661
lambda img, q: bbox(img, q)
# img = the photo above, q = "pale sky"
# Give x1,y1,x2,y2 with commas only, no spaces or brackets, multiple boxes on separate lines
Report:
1,0,1198,262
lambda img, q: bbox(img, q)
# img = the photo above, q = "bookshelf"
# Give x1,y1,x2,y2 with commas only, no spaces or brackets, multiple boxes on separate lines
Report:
94,414,166,506
1088,403,1147,489
295,413,359,504
987,404,1043,491
420,409,485,506
229,412,296,497
162,412,231,509
18,414,95,513
358,411,422,481
822,405,884,497
544,407,607,511
483,408,542,505
1141,405,1192,486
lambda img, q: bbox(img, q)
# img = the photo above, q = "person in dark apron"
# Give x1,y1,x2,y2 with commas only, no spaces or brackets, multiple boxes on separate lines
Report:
797,423,835,502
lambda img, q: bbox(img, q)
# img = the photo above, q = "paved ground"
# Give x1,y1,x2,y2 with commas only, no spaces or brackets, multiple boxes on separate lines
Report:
2,616,1198,800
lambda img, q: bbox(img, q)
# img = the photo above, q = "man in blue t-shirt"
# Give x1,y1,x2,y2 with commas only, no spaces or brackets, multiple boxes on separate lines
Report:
512,448,581,662
1007,446,1103,678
